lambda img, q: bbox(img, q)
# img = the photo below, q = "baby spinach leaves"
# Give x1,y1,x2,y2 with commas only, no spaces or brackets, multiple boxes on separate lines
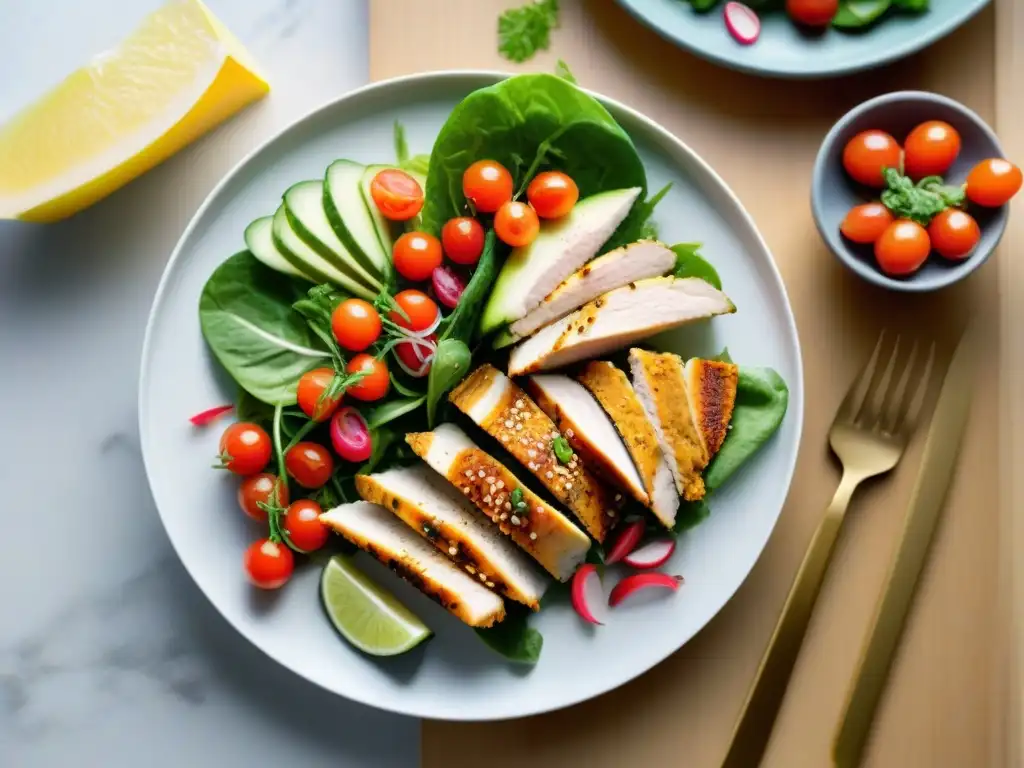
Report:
475,605,544,664
670,242,723,290
426,339,472,427
199,252,330,406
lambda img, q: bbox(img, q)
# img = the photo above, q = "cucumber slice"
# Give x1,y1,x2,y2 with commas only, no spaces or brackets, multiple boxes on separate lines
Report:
359,164,397,259
324,160,391,279
244,216,311,282
283,180,384,292
271,205,376,300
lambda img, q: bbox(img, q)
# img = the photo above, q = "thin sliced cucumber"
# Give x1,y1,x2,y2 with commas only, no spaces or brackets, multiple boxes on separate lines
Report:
244,216,311,282
283,180,384,292
324,160,391,279
271,205,376,300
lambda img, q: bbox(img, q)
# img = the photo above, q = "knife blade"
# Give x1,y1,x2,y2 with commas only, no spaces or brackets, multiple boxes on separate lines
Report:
832,321,980,768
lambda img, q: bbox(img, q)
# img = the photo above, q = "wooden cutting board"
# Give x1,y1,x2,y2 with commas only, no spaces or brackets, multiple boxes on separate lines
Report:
370,2,1021,765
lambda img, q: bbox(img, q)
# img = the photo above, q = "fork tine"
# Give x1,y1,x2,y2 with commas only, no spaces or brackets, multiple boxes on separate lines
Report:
838,330,885,422
881,339,919,433
894,341,937,436
856,334,899,427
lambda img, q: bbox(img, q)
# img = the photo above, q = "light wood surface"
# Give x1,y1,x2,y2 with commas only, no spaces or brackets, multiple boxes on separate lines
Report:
370,2,1011,765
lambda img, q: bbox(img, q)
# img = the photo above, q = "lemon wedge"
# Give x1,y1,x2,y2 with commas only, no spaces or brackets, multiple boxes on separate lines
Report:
0,0,269,222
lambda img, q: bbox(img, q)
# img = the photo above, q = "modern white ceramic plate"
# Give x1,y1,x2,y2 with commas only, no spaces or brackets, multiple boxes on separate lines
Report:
139,71,804,721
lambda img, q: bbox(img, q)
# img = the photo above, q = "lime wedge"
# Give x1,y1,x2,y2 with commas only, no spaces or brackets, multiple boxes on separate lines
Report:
320,555,432,656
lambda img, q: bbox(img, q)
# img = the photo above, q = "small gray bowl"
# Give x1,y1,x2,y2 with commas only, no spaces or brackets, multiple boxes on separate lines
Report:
812,91,1008,293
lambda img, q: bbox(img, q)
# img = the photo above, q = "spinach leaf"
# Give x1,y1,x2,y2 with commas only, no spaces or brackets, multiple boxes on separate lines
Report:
236,388,275,429
498,0,560,63
554,59,577,84
200,252,330,405
688,0,722,10
892,0,927,10
833,0,891,27
710,347,733,364
420,74,646,235
359,426,397,475
672,499,711,534
442,229,498,344
426,339,472,427
365,397,426,429
670,242,722,290
394,120,410,165
475,605,543,664
705,366,789,492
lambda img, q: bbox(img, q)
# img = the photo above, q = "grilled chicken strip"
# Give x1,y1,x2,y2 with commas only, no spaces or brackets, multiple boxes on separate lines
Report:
406,424,591,582
356,466,548,610
320,501,506,628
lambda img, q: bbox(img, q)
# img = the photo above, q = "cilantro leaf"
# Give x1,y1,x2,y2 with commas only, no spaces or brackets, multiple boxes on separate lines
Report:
498,0,560,63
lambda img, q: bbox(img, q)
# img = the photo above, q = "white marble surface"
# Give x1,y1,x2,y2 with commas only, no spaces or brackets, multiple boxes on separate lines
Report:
0,1,418,765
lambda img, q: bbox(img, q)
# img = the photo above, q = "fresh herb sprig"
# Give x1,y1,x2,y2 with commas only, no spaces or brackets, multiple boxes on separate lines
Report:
880,167,965,226
498,0,560,63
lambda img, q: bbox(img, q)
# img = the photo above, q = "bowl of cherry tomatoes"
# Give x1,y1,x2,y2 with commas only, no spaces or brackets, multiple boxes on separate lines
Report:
812,91,1021,292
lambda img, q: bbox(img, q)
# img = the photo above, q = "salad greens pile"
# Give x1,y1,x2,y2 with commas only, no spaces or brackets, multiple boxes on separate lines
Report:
199,69,791,665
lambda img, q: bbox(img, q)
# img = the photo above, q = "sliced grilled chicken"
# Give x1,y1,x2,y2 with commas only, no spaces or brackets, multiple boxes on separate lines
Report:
406,424,591,582
630,348,708,502
320,501,505,628
449,364,619,542
356,466,548,610
575,360,679,528
684,358,739,459
526,373,648,506
508,277,735,376
495,241,676,347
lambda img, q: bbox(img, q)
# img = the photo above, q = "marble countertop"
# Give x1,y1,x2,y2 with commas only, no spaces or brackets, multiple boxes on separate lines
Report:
0,2,418,765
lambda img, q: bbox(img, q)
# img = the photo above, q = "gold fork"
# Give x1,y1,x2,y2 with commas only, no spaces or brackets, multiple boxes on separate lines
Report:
721,331,936,768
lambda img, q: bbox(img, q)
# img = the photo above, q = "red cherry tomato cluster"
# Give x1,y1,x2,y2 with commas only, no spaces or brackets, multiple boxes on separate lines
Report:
839,121,1021,277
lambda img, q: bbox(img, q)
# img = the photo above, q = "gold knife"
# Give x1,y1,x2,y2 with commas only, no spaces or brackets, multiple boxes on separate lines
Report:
832,321,980,768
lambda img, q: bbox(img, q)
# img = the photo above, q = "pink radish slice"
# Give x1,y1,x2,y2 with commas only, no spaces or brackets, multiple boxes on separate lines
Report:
330,406,372,463
604,520,645,564
571,564,607,625
432,265,466,309
724,2,760,45
608,572,683,607
189,404,234,426
622,538,676,570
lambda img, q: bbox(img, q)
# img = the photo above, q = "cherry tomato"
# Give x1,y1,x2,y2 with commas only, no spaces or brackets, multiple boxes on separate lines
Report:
463,160,514,213
238,473,288,522
370,169,424,221
285,441,334,489
527,171,579,219
244,538,294,589
345,354,390,402
441,217,486,265
843,130,902,188
393,232,443,282
840,203,895,244
331,298,381,352
966,158,1023,208
296,367,342,422
494,201,540,247
928,209,981,261
786,0,838,26
283,500,330,552
874,220,932,276
395,333,436,377
390,289,439,333
219,422,272,476
903,121,961,179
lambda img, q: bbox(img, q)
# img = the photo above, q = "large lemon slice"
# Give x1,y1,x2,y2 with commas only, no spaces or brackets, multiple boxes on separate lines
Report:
0,0,268,222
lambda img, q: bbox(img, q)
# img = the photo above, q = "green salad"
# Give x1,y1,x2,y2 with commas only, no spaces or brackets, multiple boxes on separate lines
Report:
195,71,789,664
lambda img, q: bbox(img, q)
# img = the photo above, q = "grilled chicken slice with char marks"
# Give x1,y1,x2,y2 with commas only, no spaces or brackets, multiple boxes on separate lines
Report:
406,424,591,582
320,501,506,628
449,364,619,542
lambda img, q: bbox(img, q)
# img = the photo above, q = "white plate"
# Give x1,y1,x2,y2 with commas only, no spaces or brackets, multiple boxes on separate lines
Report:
139,71,803,721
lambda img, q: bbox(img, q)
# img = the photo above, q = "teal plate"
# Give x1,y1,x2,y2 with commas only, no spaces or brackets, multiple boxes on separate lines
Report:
615,0,990,79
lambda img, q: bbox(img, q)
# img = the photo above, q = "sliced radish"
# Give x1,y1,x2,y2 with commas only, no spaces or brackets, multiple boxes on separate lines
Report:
189,404,234,426
330,406,372,463
608,572,683,607
604,520,645,565
432,265,466,309
571,564,607,625
622,538,676,569
724,2,760,45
